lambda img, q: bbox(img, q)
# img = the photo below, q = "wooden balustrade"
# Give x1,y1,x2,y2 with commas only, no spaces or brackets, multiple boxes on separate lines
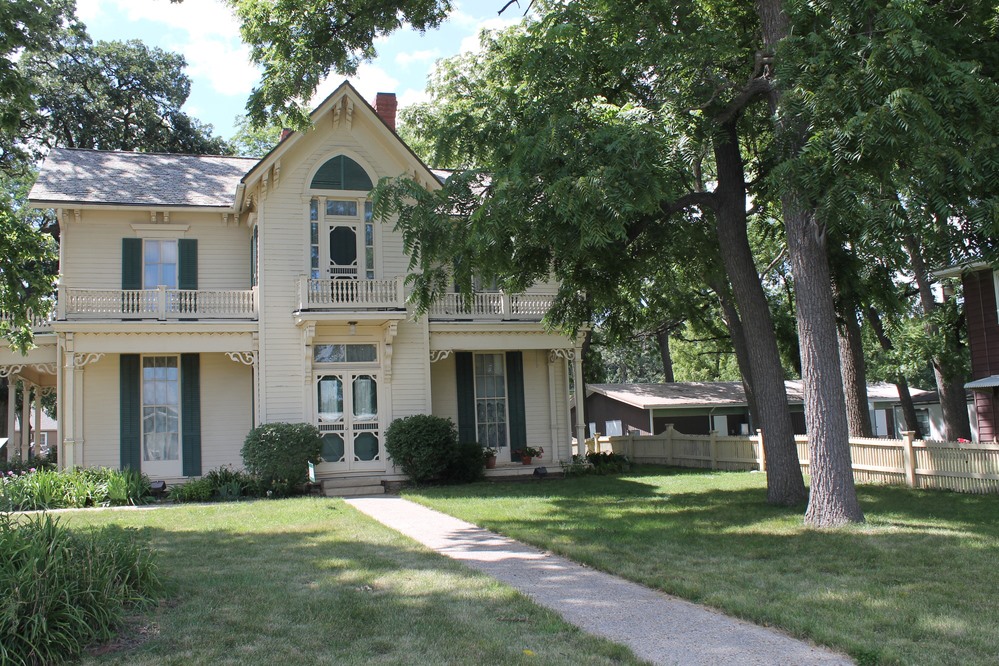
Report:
297,276,406,310
428,291,556,320
62,286,257,320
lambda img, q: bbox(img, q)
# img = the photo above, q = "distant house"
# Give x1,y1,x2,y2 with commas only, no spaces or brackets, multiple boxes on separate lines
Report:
576,381,945,439
11,409,58,459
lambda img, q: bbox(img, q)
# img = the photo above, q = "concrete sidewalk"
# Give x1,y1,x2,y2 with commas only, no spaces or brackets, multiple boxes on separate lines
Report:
346,496,852,666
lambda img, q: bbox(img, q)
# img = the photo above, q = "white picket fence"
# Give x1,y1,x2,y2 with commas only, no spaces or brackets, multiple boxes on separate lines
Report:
587,425,999,494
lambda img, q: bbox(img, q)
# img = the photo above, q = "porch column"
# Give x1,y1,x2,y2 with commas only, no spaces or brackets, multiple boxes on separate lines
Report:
6,376,16,461
573,340,587,455
62,343,77,470
33,388,41,459
20,380,30,461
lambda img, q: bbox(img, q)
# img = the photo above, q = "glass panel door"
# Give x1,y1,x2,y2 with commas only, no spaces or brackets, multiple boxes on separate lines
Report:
316,372,382,471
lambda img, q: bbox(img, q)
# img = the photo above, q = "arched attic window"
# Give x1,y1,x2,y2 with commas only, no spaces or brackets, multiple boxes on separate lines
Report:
311,155,373,191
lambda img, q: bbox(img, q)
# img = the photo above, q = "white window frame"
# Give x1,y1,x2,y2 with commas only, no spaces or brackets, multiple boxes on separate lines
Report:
143,238,178,289
473,352,510,450
308,196,375,280
141,355,182,476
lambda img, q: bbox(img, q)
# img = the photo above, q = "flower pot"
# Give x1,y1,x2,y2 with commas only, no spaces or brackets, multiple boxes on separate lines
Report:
485,455,497,469
521,456,533,465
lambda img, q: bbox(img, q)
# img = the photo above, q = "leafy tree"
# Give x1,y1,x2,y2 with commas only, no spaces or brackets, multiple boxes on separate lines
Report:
230,114,285,157
22,37,231,154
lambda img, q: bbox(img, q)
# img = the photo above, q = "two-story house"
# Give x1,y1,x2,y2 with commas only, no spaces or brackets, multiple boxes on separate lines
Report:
3,82,585,490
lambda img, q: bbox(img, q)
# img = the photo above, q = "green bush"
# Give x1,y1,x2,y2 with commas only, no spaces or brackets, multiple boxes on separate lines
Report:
384,415,457,483
168,478,215,503
241,423,321,495
586,451,631,474
0,457,55,475
0,513,161,665
443,441,486,484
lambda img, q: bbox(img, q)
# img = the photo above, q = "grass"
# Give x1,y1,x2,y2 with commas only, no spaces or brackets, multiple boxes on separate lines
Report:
58,497,644,665
405,467,999,666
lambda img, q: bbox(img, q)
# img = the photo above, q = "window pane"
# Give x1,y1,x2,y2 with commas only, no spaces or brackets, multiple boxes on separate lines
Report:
353,376,377,420
326,200,358,216
145,240,159,262
161,240,177,263
144,266,158,288
345,344,376,363
317,376,344,421
364,201,373,222
161,264,177,289
310,199,319,221
311,222,319,245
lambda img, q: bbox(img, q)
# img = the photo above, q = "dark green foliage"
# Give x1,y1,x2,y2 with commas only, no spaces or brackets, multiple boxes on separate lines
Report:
0,513,161,665
586,451,631,475
241,423,322,495
0,457,55,475
168,478,214,503
443,441,486,484
384,415,457,484
0,467,151,511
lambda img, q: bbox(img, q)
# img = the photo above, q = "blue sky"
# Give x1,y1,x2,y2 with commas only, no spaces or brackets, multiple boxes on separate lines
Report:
75,0,522,140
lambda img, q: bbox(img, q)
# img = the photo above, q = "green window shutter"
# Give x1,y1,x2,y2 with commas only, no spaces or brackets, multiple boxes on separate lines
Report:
181,353,202,477
455,352,476,444
122,238,143,290
506,352,527,453
178,239,198,290
119,354,141,471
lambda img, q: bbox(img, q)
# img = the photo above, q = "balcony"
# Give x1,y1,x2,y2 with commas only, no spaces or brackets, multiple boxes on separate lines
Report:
59,286,258,320
428,292,556,321
0,310,55,333
297,276,406,311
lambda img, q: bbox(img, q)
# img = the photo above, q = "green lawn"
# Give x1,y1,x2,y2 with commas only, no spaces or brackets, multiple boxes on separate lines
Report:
58,498,643,665
405,467,999,666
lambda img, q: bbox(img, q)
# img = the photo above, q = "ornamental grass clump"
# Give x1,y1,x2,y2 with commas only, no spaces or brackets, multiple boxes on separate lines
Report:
241,422,321,495
0,468,151,511
0,513,161,665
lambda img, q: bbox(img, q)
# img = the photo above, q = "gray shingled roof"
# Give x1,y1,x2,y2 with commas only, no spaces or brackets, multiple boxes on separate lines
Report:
29,148,259,208
588,381,934,410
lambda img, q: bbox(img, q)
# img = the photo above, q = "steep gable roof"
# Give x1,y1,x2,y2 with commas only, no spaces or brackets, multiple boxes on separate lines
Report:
29,148,258,208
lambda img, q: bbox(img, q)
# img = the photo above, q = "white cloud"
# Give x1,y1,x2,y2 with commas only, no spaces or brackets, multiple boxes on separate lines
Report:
457,16,521,54
75,0,103,22
398,87,429,108
310,63,400,110
98,0,241,40
170,37,258,97
395,48,441,67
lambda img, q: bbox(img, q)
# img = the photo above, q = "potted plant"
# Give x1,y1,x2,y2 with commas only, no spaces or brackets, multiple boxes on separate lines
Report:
482,447,497,469
519,446,543,465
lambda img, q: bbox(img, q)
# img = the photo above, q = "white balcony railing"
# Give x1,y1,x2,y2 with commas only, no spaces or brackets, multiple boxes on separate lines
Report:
0,309,55,332
428,292,556,321
297,276,406,311
61,286,257,320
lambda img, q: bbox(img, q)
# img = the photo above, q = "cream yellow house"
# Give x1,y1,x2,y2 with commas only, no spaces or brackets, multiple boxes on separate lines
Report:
5,82,585,490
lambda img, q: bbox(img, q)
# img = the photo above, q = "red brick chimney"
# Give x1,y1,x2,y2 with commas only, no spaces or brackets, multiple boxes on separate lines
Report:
375,92,398,130
280,127,293,141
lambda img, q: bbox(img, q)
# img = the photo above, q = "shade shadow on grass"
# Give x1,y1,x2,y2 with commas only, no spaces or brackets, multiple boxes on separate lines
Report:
59,498,645,666
408,466,999,666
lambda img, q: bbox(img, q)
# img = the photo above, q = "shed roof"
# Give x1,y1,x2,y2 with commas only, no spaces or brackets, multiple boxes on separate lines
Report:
29,148,258,208
586,381,932,410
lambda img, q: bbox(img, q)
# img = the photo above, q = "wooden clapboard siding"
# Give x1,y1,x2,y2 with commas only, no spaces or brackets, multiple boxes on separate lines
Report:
83,355,120,469
199,354,253,471
61,209,250,291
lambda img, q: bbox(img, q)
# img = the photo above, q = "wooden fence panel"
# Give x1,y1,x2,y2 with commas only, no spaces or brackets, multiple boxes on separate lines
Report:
592,430,999,495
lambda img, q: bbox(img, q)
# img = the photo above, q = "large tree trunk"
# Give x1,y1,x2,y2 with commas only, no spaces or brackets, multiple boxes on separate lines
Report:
866,306,923,439
656,327,676,382
902,234,971,440
710,274,762,432
838,306,873,437
712,120,806,506
757,0,863,525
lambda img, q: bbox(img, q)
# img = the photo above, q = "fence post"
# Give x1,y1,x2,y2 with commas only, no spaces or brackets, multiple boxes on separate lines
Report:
901,430,916,488
756,429,766,472
709,430,718,470
665,424,675,465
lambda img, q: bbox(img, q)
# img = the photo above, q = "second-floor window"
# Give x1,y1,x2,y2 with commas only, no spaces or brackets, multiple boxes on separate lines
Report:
310,198,374,280
144,240,178,288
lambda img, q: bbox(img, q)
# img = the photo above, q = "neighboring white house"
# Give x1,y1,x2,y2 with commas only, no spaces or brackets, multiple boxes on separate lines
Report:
2,82,585,487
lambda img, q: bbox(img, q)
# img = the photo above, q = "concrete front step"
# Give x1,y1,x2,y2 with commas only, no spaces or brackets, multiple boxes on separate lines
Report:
323,475,385,489
323,482,386,498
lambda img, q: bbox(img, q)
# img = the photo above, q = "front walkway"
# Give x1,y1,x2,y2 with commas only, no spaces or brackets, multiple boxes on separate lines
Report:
347,496,853,666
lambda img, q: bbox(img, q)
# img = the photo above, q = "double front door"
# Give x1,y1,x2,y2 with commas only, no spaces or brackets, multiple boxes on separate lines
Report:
316,372,382,471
